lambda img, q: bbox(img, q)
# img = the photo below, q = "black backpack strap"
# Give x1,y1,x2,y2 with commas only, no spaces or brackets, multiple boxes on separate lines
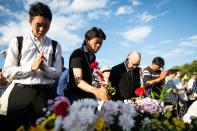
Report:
16,36,23,66
51,40,57,67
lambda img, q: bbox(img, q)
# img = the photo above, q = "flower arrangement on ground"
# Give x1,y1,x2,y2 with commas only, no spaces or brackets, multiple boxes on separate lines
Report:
29,96,70,131
24,95,197,131
99,100,137,131
62,98,137,131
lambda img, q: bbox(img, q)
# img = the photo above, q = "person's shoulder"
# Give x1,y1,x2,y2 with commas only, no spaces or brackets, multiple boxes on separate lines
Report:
69,48,83,59
111,63,125,73
71,48,83,55
143,66,151,72
111,62,124,70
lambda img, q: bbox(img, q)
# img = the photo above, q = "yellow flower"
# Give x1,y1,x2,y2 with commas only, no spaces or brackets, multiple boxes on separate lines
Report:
95,117,110,131
29,113,56,131
16,125,25,131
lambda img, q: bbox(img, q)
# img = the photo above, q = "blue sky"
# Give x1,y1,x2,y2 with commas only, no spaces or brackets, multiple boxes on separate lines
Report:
0,0,197,70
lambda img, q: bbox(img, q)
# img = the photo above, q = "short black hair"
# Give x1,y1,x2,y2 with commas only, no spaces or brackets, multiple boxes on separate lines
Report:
168,69,179,74
152,56,165,67
84,27,106,44
29,2,52,22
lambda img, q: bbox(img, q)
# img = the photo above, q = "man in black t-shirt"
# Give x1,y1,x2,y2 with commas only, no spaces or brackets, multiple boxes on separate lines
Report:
65,27,108,102
143,57,168,99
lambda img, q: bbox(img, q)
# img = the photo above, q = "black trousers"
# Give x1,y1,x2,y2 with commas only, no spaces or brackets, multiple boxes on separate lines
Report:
0,83,55,130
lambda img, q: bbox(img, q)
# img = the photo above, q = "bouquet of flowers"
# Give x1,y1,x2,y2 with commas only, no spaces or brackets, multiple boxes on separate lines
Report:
90,61,116,97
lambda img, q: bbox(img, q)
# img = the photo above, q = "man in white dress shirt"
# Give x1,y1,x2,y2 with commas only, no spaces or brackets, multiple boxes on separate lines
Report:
0,2,62,129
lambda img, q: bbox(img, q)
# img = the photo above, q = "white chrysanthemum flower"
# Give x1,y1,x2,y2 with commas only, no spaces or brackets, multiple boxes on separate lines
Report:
62,99,98,131
54,115,63,131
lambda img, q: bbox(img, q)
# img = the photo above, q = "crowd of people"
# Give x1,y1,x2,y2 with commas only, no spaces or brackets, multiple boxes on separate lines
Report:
0,1,196,130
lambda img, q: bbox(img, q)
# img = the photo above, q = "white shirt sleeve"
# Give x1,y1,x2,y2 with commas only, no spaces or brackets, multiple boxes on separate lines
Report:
2,38,32,78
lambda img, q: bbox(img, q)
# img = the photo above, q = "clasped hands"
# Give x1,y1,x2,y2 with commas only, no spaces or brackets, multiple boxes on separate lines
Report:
31,50,46,71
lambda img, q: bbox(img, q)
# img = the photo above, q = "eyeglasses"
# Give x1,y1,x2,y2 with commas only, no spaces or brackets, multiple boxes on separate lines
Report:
128,58,139,68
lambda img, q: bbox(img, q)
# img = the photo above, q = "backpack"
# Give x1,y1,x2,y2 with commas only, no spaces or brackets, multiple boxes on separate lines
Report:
16,36,57,66
192,80,197,94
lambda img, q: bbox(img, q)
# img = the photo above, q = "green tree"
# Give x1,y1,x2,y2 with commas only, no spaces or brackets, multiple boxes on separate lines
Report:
171,59,197,76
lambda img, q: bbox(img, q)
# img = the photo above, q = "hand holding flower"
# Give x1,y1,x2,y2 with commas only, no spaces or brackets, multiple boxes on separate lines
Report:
93,86,108,101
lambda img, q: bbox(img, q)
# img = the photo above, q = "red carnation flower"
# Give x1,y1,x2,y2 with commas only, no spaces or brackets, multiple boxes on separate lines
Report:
55,101,69,116
135,87,147,96
90,61,99,69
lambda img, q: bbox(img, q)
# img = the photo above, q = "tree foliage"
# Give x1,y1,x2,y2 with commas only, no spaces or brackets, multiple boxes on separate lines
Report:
172,59,197,76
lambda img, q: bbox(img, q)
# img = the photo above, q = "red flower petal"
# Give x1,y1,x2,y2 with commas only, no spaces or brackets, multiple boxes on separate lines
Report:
135,87,146,96
55,101,69,116
90,61,99,69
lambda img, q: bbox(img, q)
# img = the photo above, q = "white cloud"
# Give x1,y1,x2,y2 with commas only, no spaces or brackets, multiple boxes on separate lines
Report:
129,0,142,6
87,10,111,20
187,35,197,41
0,20,30,45
48,15,83,51
161,35,197,58
122,26,152,43
163,48,195,58
70,0,108,13
138,12,155,23
179,35,197,48
160,40,173,44
156,0,169,9
115,6,133,16
0,0,112,54
26,0,108,14
137,11,169,23
0,5,5,11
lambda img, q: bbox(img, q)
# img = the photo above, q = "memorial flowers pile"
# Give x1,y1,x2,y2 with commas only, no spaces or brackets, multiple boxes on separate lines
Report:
22,88,197,130
29,98,137,131
26,96,197,131
29,96,70,131
62,99,137,131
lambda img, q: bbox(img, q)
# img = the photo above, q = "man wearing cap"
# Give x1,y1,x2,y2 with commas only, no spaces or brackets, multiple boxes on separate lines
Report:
109,51,141,100
143,56,168,99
